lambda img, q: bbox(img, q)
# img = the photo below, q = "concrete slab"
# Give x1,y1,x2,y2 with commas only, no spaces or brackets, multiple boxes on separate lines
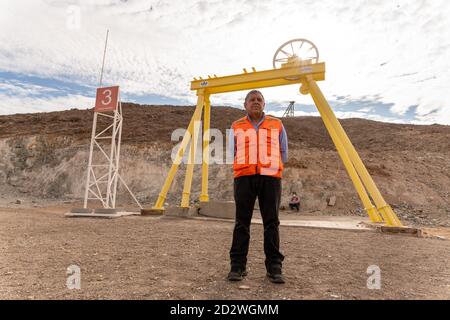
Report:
65,210,141,219
366,224,423,237
263,218,373,231
141,208,164,216
70,208,93,213
94,208,120,214
190,215,375,232
65,212,120,219
165,206,199,218
199,201,235,219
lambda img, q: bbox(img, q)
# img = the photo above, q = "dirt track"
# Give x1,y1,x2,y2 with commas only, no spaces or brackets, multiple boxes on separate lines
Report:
1,205,449,300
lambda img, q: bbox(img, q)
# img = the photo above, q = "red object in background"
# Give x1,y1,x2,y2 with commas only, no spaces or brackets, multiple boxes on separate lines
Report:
94,86,119,112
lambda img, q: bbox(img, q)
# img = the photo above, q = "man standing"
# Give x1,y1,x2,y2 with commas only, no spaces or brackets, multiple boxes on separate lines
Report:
227,90,288,284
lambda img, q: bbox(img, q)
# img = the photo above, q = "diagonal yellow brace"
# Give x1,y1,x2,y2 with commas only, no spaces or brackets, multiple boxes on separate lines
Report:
180,93,204,208
199,94,211,202
152,91,205,210
300,82,383,223
306,76,402,227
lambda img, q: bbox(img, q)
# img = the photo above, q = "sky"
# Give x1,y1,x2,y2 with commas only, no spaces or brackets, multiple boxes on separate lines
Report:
0,0,449,125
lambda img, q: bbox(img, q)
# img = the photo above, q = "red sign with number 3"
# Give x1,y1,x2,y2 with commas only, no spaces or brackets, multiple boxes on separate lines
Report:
94,86,119,112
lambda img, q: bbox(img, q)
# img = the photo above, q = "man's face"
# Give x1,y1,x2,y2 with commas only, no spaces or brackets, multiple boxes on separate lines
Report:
244,92,265,119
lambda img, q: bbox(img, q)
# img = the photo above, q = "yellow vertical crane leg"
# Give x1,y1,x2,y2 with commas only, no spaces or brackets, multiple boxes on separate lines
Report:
299,83,383,223
199,94,211,202
180,92,204,207
152,91,205,210
305,76,402,227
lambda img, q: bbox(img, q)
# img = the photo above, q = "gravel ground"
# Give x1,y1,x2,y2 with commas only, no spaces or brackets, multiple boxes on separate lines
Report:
1,205,450,300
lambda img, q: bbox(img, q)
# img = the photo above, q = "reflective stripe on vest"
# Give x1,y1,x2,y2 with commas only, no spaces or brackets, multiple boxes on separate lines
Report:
232,116,284,178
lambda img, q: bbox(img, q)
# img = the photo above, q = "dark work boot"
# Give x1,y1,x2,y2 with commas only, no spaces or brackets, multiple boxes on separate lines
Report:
266,264,285,284
227,265,248,281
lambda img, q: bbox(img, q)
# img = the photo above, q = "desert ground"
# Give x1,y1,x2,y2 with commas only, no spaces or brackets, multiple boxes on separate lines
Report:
1,105,450,300
1,202,450,300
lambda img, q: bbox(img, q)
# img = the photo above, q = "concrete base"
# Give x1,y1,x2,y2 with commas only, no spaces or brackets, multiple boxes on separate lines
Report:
141,208,165,216
269,218,372,231
165,206,199,218
94,208,120,214
190,215,374,232
66,208,141,219
378,225,421,237
70,208,93,213
199,201,235,220
360,222,425,237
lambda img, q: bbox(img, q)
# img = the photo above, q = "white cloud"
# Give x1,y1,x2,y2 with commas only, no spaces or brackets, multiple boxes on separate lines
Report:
0,78,93,114
0,92,93,115
0,80,59,96
357,107,374,113
267,109,408,125
0,0,449,124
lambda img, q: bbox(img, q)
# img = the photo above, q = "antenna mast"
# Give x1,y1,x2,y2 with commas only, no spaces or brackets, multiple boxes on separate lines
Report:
99,29,109,87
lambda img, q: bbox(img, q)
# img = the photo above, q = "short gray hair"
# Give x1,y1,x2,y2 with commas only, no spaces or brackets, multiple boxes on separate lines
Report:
245,90,265,103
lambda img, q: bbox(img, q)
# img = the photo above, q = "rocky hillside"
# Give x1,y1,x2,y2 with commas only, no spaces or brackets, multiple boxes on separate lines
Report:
0,103,449,226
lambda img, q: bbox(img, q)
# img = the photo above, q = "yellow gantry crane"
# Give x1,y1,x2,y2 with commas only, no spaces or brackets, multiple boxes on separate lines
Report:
149,38,402,227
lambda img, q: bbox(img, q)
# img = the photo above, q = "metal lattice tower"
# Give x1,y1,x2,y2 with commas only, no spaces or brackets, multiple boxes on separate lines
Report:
82,30,141,211
282,101,295,117
83,87,142,210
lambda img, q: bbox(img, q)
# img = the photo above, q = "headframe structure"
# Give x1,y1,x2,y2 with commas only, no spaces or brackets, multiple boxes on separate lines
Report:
283,101,296,117
149,39,402,227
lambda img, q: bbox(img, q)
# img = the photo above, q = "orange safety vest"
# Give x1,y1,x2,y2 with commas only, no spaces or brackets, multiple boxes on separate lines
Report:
232,115,284,178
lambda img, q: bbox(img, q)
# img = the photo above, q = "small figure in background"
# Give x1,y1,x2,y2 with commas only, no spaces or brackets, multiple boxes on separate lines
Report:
289,192,300,212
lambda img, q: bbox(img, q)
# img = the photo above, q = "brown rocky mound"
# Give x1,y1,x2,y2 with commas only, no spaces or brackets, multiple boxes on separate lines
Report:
0,104,449,227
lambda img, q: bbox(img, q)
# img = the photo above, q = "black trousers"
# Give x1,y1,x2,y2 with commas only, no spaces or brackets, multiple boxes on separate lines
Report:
230,174,284,270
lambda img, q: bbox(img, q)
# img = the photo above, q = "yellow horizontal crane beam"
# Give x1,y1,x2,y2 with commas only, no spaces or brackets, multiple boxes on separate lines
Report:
190,63,325,94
